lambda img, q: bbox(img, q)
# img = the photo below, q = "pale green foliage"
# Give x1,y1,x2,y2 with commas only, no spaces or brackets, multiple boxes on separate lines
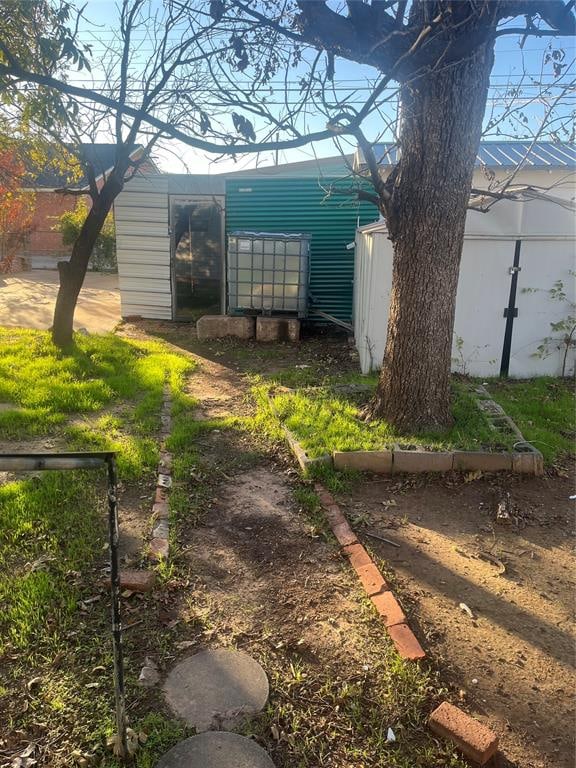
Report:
522,274,576,377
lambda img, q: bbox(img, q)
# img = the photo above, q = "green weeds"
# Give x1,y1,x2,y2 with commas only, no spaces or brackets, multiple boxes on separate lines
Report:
488,377,574,462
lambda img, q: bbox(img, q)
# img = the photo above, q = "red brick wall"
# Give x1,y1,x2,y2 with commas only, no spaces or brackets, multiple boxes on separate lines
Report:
24,191,89,266
18,160,158,269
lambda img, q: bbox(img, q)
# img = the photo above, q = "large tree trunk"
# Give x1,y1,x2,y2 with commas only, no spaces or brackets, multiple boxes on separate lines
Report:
52,176,122,348
367,39,495,432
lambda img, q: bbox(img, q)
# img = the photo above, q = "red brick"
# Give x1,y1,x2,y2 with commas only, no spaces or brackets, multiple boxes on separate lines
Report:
355,563,389,596
371,591,406,627
149,537,169,561
317,489,335,507
155,486,168,504
429,702,498,765
387,623,426,661
332,521,358,547
325,503,347,528
152,501,169,519
159,451,173,471
341,543,372,569
117,569,156,593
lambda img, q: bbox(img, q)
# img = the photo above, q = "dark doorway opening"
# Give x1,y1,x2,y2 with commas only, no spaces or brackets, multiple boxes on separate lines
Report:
171,198,224,320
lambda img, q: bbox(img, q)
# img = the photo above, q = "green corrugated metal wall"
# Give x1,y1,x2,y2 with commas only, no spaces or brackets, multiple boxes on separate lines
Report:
225,178,376,324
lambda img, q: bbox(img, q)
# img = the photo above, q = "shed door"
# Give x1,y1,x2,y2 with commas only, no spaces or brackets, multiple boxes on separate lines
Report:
171,197,224,320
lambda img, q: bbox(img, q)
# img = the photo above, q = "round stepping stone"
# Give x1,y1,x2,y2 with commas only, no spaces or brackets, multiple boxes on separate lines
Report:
163,649,269,732
157,732,275,768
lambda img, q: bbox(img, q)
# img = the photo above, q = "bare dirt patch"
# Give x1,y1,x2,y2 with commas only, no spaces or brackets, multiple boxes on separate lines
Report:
339,472,575,768
179,463,366,659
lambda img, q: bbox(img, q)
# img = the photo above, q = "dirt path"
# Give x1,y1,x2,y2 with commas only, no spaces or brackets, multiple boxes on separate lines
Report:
179,355,364,672
340,473,575,768
164,354,465,767
139,339,574,767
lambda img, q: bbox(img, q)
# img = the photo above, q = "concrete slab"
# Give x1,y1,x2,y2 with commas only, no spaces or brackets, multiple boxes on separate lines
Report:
333,450,393,473
163,648,269,731
156,732,275,768
196,315,255,340
256,316,300,342
0,270,120,333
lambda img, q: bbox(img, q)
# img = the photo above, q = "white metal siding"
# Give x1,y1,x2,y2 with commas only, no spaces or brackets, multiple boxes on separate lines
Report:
355,192,575,378
114,174,172,319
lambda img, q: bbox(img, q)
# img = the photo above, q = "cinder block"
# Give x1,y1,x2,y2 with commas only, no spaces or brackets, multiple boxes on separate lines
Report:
453,451,512,472
256,316,300,342
158,451,173,472
333,450,393,474
512,449,544,476
155,486,168,504
196,315,255,340
429,702,499,765
393,450,453,473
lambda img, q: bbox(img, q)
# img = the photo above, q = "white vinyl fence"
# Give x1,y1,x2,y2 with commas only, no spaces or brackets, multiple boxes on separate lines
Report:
354,195,575,378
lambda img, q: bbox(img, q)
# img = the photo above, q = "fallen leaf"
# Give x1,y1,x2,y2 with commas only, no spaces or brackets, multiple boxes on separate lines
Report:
459,602,475,619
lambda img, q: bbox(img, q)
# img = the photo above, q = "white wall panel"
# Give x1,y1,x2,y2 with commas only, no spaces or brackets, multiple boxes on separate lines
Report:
354,192,576,378
510,241,575,376
114,173,172,320
453,241,513,376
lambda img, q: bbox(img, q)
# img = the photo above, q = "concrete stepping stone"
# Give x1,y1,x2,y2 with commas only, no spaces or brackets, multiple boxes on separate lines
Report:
163,649,269,731
156,732,275,767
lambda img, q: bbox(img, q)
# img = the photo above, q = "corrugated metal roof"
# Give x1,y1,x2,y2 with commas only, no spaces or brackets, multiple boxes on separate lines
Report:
221,154,353,179
358,141,576,169
164,155,353,191
167,175,225,195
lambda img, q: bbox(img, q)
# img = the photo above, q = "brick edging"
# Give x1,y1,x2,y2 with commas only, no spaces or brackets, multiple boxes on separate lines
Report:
149,385,173,562
314,482,425,662
333,444,543,475
314,483,502,763
270,392,543,476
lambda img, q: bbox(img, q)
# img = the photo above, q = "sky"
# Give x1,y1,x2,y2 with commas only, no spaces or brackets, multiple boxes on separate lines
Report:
71,1,575,175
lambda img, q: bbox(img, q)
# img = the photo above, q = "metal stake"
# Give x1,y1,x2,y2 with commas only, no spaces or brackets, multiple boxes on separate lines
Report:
0,452,129,760
106,455,129,760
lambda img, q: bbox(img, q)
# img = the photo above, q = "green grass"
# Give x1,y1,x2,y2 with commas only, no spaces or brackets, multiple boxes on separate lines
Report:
262,380,501,459
488,377,575,462
0,328,198,766
242,648,467,768
0,328,192,440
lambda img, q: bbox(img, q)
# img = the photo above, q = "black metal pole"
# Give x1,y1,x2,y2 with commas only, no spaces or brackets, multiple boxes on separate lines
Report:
0,452,130,760
500,239,522,377
106,456,129,760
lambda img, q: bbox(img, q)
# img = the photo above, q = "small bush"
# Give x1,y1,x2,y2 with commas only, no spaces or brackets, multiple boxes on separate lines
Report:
55,199,116,271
